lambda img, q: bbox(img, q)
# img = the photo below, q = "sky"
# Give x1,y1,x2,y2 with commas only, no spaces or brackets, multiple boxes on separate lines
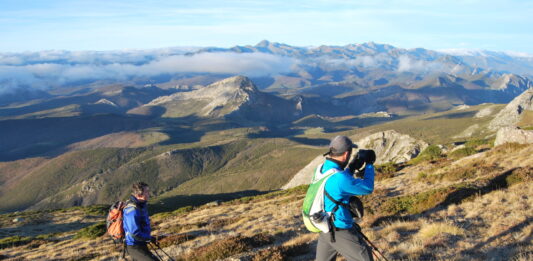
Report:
0,0,532,53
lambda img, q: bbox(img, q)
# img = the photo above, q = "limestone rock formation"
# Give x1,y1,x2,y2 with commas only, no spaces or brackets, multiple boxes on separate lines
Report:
355,130,428,164
489,88,533,130
494,127,533,146
282,130,428,189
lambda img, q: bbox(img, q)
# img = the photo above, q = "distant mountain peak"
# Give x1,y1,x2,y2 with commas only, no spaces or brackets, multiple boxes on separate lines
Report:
256,40,271,47
213,75,258,93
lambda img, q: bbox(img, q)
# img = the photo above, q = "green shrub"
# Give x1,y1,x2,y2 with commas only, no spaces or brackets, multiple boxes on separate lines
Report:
0,236,33,249
465,138,491,148
449,147,477,159
82,205,108,216
74,222,106,239
177,233,274,261
376,162,397,180
417,172,428,180
227,184,309,206
158,233,197,248
410,145,442,164
35,233,58,240
381,187,454,215
444,166,481,181
505,167,532,186
251,242,311,261
152,205,196,220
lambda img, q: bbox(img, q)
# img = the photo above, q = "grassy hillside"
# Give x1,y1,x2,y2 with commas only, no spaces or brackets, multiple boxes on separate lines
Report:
0,137,323,214
0,148,145,212
1,142,531,260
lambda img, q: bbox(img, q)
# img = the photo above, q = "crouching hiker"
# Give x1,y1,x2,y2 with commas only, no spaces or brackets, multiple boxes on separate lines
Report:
123,182,158,261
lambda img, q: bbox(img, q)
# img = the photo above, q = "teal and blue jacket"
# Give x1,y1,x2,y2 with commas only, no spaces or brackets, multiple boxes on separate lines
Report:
323,159,374,229
123,196,152,246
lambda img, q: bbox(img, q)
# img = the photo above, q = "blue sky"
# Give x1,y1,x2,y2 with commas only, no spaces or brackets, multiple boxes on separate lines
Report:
1,0,532,53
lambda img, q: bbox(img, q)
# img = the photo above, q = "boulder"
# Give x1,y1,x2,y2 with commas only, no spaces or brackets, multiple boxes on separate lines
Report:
489,88,533,130
206,200,221,207
494,127,533,146
355,130,428,164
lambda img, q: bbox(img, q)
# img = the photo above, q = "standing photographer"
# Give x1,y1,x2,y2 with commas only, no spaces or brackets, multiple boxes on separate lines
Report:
316,135,375,261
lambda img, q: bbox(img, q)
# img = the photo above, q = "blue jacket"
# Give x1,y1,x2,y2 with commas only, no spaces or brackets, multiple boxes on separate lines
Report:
323,159,374,229
123,196,152,245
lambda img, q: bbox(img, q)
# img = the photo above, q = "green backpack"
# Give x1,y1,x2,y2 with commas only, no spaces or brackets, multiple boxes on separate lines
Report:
301,164,340,233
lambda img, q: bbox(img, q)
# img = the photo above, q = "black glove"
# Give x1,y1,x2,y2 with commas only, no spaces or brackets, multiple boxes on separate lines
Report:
357,149,376,165
149,236,157,243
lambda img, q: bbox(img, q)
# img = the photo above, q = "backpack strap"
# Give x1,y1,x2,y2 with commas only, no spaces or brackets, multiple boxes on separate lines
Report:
324,190,351,215
123,200,138,214
324,189,352,243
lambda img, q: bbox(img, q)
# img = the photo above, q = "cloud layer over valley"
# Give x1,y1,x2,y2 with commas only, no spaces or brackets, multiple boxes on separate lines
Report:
0,50,297,94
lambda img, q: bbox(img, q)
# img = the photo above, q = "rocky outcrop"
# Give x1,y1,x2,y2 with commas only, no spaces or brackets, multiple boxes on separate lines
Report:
489,88,533,130
355,130,428,164
494,127,533,146
282,130,428,189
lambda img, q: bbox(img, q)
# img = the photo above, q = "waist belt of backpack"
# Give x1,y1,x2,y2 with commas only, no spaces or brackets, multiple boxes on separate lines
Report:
324,190,351,243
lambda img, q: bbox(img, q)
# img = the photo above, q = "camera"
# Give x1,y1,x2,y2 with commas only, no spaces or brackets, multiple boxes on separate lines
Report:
357,149,376,165
348,149,376,175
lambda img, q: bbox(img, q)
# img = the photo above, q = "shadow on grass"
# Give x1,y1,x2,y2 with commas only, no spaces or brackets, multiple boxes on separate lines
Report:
149,190,273,214
0,220,98,239
247,126,330,147
459,217,533,259
0,114,158,161
423,111,477,120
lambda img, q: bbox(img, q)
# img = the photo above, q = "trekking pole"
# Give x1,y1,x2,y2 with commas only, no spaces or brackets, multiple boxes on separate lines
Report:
353,224,390,261
148,243,164,261
359,232,389,261
150,242,175,261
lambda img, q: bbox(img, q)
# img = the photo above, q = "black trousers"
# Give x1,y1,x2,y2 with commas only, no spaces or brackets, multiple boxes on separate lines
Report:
126,244,158,261
316,228,374,261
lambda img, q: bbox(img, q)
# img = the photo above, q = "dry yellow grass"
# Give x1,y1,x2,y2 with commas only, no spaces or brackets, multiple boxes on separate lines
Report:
416,221,465,241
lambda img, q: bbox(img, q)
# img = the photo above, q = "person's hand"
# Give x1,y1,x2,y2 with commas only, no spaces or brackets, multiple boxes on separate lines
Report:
149,236,157,243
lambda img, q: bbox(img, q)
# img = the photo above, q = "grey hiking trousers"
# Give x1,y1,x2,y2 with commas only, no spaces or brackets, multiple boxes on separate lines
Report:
126,244,158,261
316,228,374,261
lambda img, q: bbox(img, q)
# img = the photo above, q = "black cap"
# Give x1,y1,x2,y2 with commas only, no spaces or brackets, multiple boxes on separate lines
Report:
324,135,357,156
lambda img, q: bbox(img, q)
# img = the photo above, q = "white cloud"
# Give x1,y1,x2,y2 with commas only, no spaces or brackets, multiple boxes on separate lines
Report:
397,55,446,72
0,51,297,94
